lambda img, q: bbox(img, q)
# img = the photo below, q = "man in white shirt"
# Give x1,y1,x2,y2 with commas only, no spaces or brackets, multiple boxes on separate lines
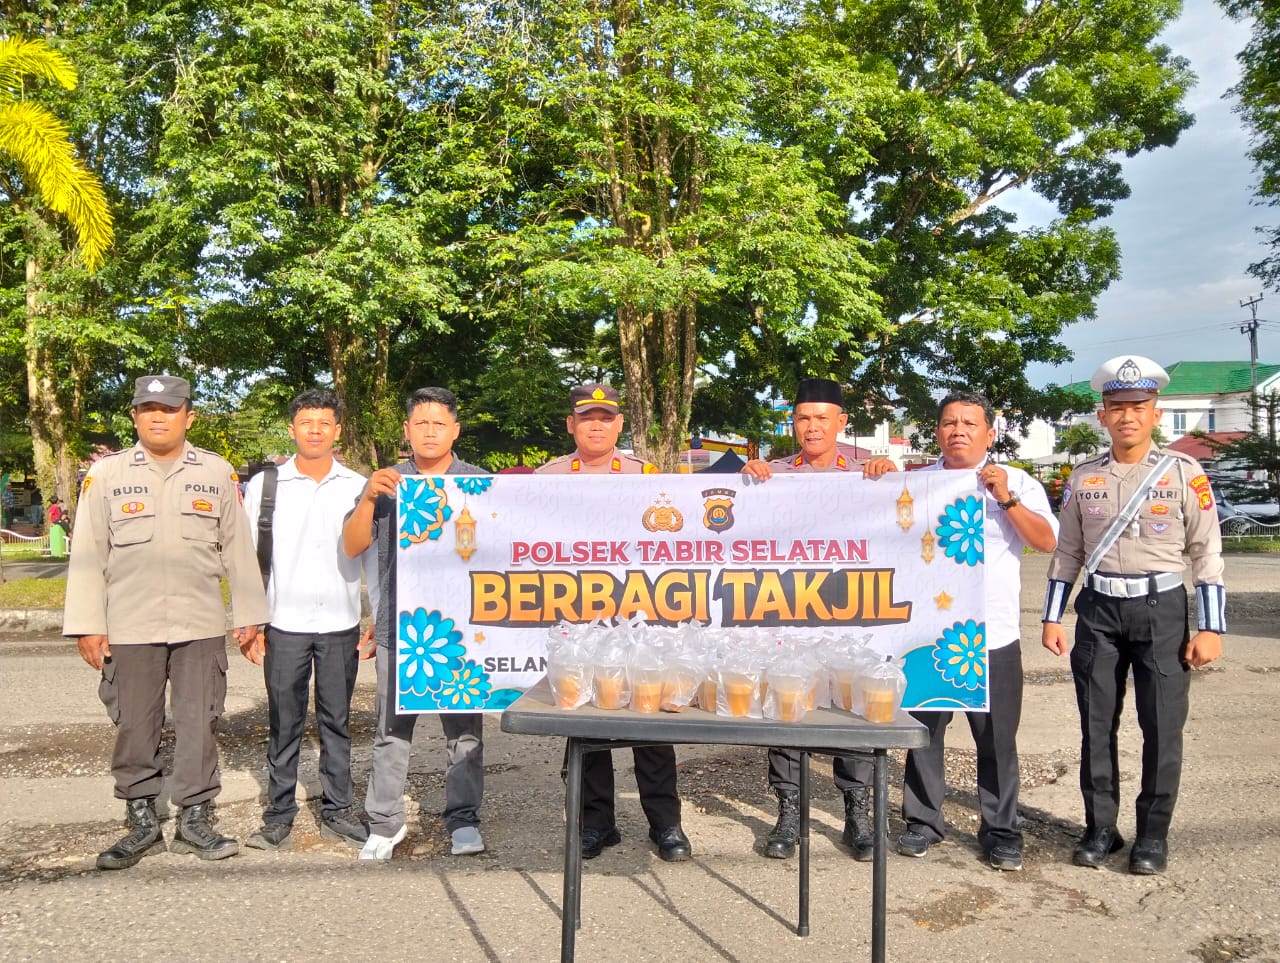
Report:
896,391,1058,871
241,389,375,850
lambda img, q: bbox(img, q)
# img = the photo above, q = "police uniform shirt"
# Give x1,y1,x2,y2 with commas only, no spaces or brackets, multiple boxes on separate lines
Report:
243,456,373,634
536,449,659,475
768,441,864,473
1043,446,1226,630
63,441,270,645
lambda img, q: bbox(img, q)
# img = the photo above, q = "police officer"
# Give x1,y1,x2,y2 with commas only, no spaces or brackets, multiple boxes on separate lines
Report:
64,375,269,869
537,383,691,862
742,377,895,861
1042,356,1225,875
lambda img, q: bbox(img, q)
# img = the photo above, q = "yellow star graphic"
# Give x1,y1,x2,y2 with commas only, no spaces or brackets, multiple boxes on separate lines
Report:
474,632,485,644
934,591,953,610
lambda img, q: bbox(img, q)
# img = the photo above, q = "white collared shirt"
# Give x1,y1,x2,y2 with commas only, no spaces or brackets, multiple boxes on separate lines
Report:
243,456,374,634
922,458,1058,649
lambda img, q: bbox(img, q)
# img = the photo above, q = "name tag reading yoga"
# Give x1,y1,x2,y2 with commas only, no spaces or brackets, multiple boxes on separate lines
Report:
394,472,987,713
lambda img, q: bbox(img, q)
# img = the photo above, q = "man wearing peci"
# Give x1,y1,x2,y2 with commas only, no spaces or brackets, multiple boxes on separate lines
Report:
1042,356,1225,875
537,383,692,862
64,375,269,869
895,391,1057,871
343,387,490,860
741,377,896,862
241,389,376,851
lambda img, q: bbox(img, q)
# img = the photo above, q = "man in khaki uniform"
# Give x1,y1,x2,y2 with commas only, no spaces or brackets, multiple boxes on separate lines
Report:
64,375,268,869
1042,356,1225,875
537,383,690,862
742,377,895,861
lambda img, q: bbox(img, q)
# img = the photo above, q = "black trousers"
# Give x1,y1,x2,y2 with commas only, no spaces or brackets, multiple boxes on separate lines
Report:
582,746,681,832
100,636,227,807
768,747,873,795
901,642,1024,848
1071,586,1190,840
262,625,360,823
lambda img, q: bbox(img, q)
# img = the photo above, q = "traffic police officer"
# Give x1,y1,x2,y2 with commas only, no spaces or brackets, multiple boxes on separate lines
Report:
742,377,895,861
64,375,269,869
1042,356,1225,875
537,383,691,862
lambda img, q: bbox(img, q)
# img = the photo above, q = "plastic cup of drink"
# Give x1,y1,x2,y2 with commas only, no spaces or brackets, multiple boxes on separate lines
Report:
700,678,718,711
631,680,661,713
550,670,584,709
834,667,857,711
594,669,627,710
724,676,755,717
862,685,898,724
776,686,805,722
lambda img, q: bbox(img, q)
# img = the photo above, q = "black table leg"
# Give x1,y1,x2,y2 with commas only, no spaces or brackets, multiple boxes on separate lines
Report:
562,738,585,963
798,750,811,936
871,748,888,963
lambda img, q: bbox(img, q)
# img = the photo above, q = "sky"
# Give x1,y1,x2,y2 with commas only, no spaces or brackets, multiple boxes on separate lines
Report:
1018,0,1280,389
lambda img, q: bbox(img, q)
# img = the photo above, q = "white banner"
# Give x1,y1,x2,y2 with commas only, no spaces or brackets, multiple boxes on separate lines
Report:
394,471,989,713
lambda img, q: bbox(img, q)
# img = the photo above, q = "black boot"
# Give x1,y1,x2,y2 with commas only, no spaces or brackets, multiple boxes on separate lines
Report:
841,788,874,862
765,789,801,859
97,797,165,870
170,802,239,861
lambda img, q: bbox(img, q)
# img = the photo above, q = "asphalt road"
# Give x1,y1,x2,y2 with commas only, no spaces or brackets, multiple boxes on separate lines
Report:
1,555,1278,962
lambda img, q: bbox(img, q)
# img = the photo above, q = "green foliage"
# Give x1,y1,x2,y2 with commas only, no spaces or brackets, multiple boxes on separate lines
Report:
1061,420,1106,459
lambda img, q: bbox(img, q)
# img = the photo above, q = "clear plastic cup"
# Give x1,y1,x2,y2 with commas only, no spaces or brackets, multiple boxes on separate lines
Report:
593,665,629,710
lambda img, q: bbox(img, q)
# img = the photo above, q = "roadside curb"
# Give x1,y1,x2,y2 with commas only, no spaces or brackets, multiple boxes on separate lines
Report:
0,609,63,634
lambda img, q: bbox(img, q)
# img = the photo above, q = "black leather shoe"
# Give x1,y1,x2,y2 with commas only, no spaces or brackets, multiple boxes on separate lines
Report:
171,802,239,860
97,797,165,870
987,841,1023,872
1073,826,1124,868
580,825,621,859
841,789,874,862
1128,837,1168,875
649,825,692,862
764,788,800,859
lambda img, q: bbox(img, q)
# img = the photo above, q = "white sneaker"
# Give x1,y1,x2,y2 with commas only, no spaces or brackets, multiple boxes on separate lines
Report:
358,824,407,861
450,826,485,856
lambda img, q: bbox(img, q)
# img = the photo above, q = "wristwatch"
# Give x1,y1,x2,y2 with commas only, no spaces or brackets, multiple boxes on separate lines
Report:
998,494,1021,510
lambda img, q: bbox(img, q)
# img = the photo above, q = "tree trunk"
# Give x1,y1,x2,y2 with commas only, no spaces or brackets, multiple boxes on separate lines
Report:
24,254,80,515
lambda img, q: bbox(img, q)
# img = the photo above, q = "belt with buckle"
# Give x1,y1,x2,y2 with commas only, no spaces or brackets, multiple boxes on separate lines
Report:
1086,572,1183,599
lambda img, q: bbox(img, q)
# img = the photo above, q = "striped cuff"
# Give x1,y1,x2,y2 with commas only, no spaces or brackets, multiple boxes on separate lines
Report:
1042,579,1072,623
1196,583,1227,633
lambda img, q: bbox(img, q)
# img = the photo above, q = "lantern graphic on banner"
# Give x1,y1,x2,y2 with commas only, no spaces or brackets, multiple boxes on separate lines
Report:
454,505,477,561
896,482,915,531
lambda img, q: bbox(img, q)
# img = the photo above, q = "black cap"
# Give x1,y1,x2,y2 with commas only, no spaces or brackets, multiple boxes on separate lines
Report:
794,378,843,408
132,375,191,408
569,383,621,413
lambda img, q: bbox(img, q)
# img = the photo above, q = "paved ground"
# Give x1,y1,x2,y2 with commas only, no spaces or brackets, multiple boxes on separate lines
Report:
1,555,1278,962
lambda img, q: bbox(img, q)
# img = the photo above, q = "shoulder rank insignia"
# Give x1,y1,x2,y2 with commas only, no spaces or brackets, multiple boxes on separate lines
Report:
793,454,804,467
643,462,659,474
570,458,581,472
835,454,848,470
611,457,622,473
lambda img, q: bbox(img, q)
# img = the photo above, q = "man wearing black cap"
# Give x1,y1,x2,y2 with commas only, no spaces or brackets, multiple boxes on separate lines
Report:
64,375,269,869
537,383,691,862
743,377,896,861
1042,355,1225,875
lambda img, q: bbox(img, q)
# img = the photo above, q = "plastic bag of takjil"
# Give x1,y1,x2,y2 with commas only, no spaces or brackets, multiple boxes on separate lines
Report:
858,655,906,724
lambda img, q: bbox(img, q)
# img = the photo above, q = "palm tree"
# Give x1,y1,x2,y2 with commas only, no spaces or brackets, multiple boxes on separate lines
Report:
0,35,113,271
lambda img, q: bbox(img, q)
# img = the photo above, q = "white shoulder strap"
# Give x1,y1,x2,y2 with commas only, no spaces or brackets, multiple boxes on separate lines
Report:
1084,454,1177,575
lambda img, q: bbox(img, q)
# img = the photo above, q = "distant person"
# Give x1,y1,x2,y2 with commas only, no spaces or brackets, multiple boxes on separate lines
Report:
63,375,268,870
741,377,895,862
47,496,63,528
342,387,489,860
1042,356,1225,875
241,389,375,852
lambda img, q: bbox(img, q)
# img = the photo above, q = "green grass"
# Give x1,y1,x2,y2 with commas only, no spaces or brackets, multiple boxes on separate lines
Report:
1222,535,1280,553
0,577,66,609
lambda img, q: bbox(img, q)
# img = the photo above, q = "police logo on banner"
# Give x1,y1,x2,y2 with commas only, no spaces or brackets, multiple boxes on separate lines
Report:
701,488,736,533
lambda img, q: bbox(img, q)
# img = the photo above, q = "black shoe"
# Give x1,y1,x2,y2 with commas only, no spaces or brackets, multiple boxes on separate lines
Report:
580,825,621,859
649,825,692,862
987,841,1023,872
321,807,370,847
841,788,874,862
1073,826,1124,868
171,802,239,861
897,829,931,858
97,798,165,870
1128,837,1168,875
245,821,293,851
764,788,800,859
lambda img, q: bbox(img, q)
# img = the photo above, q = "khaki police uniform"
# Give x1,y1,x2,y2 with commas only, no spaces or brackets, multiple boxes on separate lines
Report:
536,447,680,835
1043,445,1225,841
764,444,875,798
64,440,269,805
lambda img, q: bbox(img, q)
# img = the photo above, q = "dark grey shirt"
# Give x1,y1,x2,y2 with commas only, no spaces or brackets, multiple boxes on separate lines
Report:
357,456,488,646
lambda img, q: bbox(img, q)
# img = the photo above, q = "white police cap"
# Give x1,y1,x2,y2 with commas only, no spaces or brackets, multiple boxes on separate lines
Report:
1089,356,1169,401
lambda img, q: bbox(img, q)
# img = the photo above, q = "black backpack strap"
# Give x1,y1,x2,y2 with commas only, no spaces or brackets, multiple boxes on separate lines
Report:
256,464,278,589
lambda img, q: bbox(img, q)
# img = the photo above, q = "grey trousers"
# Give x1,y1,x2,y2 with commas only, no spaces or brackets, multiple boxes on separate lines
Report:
363,642,484,836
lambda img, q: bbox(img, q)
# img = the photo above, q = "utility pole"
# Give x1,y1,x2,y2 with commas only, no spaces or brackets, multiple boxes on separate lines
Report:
1240,293,1263,432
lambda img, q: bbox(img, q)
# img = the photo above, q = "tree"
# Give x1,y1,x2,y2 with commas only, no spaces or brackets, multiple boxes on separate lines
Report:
1061,421,1105,460
0,32,115,507
1202,392,1280,511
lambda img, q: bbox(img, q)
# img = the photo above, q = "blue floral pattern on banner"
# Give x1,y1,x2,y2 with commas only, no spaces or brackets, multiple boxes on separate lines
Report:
399,477,452,548
398,608,465,697
933,619,986,690
900,631,988,711
937,495,984,566
453,477,493,497
434,660,494,709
